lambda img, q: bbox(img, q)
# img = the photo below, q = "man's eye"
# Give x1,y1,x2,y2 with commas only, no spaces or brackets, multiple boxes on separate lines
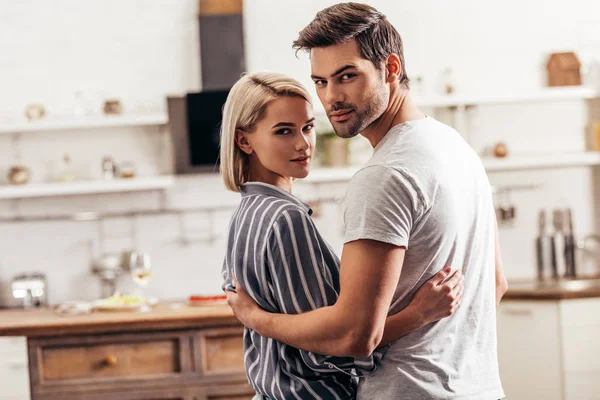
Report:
341,74,355,81
314,80,326,86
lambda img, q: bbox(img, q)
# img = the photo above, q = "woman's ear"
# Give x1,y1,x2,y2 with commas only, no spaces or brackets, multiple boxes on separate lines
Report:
235,129,253,155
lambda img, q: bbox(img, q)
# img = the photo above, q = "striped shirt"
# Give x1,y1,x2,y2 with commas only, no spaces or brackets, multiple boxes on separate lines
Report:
221,182,386,400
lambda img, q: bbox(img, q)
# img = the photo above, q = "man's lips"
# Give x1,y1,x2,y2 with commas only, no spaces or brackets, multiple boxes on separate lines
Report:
330,109,353,122
330,109,353,117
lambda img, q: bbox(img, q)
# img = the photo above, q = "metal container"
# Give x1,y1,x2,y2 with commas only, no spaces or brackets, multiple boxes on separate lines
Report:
11,272,48,308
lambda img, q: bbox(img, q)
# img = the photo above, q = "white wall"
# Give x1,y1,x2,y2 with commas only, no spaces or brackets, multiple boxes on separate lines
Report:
1,0,600,306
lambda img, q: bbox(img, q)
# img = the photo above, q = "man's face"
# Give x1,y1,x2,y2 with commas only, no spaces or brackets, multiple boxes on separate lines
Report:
310,39,389,139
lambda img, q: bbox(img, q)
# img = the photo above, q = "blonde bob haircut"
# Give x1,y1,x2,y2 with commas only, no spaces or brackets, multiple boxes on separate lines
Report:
219,72,313,192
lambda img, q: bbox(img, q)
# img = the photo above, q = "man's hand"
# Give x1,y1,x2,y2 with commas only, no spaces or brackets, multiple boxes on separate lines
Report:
226,277,262,329
406,266,464,327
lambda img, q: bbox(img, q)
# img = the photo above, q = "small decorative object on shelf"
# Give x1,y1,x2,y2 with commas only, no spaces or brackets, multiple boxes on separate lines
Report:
493,142,509,158
25,103,46,120
103,99,123,115
102,156,116,180
439,68,455,94
546,52,581,87
119,161,136,179
411,75,425,96
58,154,77,182
7,165,30,185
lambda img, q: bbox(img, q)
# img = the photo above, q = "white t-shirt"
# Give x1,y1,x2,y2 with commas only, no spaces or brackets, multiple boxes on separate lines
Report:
344,116,505,400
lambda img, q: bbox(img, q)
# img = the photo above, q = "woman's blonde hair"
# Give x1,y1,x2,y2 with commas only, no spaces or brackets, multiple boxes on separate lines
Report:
220,72,313,192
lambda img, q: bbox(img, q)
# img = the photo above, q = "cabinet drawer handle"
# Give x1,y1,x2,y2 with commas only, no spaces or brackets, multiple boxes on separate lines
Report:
104,355,118,367
503,309,533,316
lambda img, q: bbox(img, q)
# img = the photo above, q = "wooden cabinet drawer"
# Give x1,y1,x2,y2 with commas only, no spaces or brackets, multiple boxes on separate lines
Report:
41,339,179,380
197,327,245,375
202,383,256,400
28,331,193,396
45,387,199,400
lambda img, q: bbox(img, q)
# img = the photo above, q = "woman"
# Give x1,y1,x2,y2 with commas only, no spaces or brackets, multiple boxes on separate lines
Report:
220,72,463,400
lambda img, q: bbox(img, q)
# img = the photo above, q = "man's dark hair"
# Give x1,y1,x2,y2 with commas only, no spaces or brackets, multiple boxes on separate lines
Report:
293,2,409,88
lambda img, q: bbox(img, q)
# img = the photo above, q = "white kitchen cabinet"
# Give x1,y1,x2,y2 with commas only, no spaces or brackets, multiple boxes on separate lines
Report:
497,298,600,400
0,337,30,400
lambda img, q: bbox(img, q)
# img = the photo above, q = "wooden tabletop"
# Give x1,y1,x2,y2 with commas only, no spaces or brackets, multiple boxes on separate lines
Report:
504,280,600,300
0,302,239,337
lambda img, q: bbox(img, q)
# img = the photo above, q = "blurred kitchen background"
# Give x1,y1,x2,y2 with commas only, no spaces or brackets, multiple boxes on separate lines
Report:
1,0,600,399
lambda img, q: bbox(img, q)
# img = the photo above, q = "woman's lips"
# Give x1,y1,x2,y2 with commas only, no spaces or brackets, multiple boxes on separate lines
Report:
291,156,311,166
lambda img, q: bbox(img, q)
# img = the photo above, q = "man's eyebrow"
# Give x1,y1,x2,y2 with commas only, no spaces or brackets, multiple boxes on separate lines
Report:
311,64,357,80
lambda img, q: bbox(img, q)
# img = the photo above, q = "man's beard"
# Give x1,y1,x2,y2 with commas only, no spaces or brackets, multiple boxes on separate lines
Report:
329,89,388,139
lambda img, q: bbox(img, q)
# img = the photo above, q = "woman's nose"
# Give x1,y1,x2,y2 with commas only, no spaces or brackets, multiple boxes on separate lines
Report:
295,132,310,151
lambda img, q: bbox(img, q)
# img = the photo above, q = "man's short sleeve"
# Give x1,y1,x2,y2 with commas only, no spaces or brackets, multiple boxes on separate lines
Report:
343,165,428,248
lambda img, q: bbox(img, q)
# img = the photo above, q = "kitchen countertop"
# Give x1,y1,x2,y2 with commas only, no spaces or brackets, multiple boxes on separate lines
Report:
0,302,239,337
504,278,600,300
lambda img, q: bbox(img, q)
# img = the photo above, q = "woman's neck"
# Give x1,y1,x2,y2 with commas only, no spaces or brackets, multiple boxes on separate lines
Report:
247,163,293,193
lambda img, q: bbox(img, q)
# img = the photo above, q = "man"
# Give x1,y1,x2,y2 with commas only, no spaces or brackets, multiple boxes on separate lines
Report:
228,3,508,399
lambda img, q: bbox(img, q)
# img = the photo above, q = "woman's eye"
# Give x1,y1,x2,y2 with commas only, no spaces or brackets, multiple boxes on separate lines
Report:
303,124,314,132
275,128,291,135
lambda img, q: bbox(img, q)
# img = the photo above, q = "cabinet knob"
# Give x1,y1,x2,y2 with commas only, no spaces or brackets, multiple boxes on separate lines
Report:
104,355,118,367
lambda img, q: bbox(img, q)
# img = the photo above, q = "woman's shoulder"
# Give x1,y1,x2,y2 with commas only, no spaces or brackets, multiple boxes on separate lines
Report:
236,193,311,230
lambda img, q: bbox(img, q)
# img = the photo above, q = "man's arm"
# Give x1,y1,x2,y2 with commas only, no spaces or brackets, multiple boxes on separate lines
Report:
234,238,404,358
494,215,508,306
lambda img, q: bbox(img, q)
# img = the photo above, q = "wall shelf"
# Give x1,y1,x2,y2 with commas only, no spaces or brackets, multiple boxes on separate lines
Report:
0,176,174,200
304,152,600,183
0,114,168,135
415,86,599,108
483,152,600,172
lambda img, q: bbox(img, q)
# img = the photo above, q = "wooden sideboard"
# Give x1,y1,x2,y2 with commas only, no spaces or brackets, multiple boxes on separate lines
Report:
0,303,254,400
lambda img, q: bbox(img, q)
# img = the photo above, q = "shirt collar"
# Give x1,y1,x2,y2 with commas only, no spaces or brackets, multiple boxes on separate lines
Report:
240,182,312,215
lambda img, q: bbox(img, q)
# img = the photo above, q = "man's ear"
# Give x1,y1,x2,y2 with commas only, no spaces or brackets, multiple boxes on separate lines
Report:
385,53,402,83
235,129,253,155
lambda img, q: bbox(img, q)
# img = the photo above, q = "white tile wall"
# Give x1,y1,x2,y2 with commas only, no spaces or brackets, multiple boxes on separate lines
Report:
1,0,600,306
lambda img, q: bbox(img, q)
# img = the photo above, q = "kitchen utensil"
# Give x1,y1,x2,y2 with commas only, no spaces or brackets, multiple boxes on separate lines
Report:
536,210,557,280
91,252,124,298
564,208,577,278
552,209,566,278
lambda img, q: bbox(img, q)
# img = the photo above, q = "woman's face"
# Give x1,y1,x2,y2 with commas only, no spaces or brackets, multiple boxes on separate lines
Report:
239,96,316,189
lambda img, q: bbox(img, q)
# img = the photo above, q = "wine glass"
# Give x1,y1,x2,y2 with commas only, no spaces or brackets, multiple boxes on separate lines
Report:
129,251,153,312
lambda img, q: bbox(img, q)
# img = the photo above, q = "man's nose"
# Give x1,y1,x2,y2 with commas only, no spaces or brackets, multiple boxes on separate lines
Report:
325,84,344,106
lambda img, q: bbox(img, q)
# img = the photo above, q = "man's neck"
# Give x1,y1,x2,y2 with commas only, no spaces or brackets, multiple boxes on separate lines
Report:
361,87,427,148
